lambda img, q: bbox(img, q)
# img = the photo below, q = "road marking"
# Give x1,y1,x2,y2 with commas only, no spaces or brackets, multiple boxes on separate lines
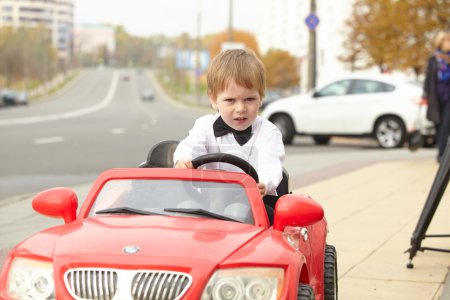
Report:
111,128,126,134
34,136,65,145
0,72,119,126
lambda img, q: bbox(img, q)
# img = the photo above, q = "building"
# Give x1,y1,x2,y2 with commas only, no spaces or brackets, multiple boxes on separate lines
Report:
255,0,355,91
0,0,74,61
73,24,116,63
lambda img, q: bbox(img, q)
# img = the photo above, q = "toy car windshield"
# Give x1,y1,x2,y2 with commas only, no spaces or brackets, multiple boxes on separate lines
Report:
89,179,254,224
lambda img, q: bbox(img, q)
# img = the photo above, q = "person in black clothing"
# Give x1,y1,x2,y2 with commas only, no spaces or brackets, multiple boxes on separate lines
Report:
423,31,450,162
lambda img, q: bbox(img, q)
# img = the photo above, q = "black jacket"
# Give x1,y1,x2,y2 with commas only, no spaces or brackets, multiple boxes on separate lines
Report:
423,56,441,124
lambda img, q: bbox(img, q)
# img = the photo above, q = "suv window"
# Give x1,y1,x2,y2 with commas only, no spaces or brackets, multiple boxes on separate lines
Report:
315,80,352,97
349,80,395,94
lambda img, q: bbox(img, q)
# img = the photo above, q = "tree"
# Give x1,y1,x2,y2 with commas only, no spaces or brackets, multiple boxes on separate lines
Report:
204,30,260,59
0,26,56,87
262,49,300,89
340,0,450,76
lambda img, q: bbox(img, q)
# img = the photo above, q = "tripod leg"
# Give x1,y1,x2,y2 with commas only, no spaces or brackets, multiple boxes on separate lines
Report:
407,137,450,267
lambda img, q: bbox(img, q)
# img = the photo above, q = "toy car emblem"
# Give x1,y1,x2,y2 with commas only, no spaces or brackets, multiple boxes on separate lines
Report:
123,245,140,254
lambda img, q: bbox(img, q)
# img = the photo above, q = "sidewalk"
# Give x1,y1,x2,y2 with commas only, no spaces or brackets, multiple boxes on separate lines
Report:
293,157,450,300
1,157,449,299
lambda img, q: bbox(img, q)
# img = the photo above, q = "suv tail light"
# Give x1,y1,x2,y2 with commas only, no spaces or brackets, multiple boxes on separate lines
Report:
413,96,428,106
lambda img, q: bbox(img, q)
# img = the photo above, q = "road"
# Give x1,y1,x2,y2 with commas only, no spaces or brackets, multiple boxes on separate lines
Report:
0,68,203,200
0,67,436,201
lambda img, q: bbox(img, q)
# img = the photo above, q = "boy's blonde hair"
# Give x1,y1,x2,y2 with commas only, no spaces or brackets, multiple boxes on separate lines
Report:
433,30,450,50
206,48,266,99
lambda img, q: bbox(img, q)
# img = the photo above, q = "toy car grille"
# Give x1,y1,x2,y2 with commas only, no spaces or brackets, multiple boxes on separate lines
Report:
65,269,118,300
131,271,191,300
64,268,192,300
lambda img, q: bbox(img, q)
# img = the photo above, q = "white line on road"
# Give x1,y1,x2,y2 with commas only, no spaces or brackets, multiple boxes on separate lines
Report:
34,136,65,145
0,72,119,127
111,128,126,135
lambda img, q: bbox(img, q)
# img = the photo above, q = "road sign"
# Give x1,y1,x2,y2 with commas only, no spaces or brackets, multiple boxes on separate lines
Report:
305,13,319,30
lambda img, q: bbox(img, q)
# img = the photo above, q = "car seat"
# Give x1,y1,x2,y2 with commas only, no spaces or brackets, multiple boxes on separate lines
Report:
139,140,180,168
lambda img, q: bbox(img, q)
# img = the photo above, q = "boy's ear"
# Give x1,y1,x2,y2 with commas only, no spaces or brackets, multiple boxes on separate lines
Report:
208,90,218,111
209,97,218,111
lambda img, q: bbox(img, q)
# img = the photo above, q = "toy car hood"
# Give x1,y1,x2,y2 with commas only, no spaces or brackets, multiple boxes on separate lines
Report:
14,215,264,269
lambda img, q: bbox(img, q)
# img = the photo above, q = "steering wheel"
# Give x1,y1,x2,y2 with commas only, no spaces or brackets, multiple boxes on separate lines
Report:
191,153,259,183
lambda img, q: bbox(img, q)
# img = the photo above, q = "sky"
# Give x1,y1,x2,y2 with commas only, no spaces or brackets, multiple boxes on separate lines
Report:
74,0,259,37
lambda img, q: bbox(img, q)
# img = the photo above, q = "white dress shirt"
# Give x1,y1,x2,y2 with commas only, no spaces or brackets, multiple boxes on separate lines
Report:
173,113,285,196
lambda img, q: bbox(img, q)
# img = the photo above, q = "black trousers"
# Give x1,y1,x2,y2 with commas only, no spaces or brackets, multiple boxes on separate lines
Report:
263,195,278,225
437,103,450,159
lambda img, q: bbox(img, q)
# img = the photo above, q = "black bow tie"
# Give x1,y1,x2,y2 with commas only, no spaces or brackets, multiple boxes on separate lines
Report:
213,116,252,146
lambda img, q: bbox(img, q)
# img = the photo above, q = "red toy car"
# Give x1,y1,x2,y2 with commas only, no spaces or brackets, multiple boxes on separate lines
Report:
0,142,337,300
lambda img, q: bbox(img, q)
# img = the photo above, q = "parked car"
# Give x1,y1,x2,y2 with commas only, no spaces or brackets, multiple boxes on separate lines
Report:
0,89,28,106
141,88,154,101
0,141,337,300
261,74,435,148
260,89,284,110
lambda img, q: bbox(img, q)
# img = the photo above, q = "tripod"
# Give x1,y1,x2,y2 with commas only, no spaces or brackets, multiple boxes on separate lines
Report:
406,137,450,268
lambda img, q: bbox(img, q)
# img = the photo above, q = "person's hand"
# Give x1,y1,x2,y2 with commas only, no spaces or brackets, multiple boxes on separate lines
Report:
175,158,193,169
257,182,266,196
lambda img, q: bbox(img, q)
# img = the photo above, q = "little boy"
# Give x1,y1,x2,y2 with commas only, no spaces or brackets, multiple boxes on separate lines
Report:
173,48,285,199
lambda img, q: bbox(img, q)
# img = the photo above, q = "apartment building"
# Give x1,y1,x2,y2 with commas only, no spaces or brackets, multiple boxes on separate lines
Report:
73,24,115,57
0,0,74,61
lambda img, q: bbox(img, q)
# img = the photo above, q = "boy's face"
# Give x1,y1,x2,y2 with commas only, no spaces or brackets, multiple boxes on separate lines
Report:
210,80,262,131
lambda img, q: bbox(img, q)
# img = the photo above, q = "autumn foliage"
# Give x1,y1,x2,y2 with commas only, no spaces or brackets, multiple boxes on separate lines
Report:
340,0,450,76
262,49,300,89
204,30,260,59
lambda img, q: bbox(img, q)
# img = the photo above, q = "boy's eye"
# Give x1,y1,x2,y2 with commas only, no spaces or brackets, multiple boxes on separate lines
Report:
224,98,234,102
245,97,257,102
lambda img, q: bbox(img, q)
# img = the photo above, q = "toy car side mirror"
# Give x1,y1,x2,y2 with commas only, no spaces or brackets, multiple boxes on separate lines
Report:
32,188,78,224
273,194,324,231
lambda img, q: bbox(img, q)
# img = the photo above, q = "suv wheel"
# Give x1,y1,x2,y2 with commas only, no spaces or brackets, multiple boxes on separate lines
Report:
271,115,295,144
312,135,331,145
374,116,406,148
324,245,338,300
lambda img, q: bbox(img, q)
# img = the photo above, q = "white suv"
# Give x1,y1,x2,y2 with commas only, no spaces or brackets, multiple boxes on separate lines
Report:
261,74,435,148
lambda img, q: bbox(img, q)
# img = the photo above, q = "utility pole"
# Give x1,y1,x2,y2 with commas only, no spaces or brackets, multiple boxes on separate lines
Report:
307,0,317,91
195,5,202,104
228,0,233,42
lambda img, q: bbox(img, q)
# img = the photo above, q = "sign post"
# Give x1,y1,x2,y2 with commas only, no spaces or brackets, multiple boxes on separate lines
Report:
305,1,319,92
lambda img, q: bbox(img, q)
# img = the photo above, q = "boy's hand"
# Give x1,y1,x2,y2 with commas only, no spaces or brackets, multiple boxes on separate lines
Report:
175,158,193,169
257,182,266,196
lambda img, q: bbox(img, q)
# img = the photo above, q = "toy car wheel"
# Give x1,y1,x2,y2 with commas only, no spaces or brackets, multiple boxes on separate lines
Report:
324,244,338,300
374,116,406,148
270,114,295,144
297,283,315,300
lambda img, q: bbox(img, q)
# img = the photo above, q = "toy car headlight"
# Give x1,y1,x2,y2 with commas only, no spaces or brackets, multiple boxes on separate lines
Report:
7,258,55,300
201,267,284,300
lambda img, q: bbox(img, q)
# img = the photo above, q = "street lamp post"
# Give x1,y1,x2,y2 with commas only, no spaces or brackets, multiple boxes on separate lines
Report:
195,6,202,104
228,0,233,42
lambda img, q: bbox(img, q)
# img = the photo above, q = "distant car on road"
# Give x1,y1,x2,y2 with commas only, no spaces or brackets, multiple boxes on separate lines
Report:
121,74,130,81
141,88,154,101
0,89,28,106
261,74,435,149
